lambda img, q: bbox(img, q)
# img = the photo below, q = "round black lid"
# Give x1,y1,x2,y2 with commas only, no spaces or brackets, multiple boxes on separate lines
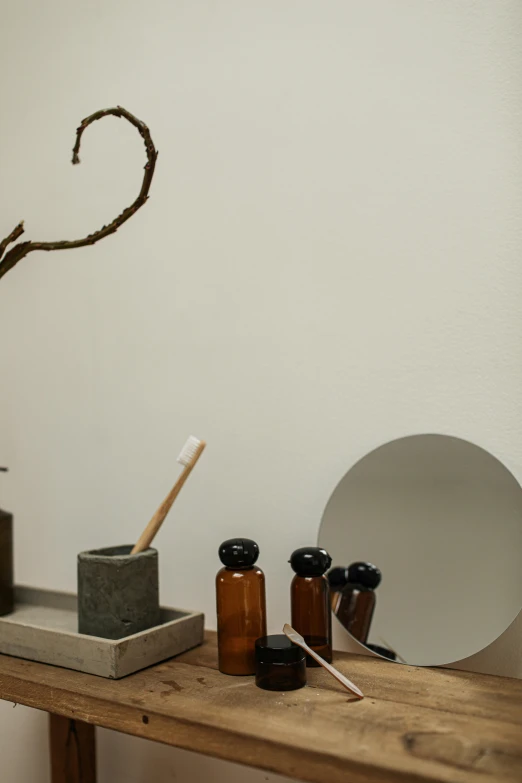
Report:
290,547,332,577
327,566,350,590
255,634,305,664
219,538,259,567
347,561,382,590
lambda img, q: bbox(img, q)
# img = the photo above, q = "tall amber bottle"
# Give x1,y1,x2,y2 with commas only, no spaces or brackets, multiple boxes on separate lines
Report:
216,538,267,675
0,508,14,617
290,547,332,666
328,562,381,644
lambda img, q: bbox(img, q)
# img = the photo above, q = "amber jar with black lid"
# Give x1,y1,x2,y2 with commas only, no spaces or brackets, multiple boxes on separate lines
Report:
290,547,332,666
216,538,267,675
255,634,306,691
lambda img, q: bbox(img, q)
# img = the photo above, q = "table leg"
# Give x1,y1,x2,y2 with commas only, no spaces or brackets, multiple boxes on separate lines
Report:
49,713,96,783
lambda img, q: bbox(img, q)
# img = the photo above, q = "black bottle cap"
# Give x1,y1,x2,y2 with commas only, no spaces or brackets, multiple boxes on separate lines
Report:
347,561,382,590
255,634,306,665
289,547,332,577
219,538,259,567
327,566,350,590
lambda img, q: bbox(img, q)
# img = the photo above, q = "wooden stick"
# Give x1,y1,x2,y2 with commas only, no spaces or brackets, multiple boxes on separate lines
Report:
131,440,206,555
283,624,364,700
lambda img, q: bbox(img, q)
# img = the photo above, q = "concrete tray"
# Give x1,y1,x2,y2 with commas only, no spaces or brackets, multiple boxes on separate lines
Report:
0,586,204,678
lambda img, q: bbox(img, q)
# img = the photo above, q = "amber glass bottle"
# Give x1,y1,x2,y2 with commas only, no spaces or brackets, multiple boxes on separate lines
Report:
0,508,14,617
0,469,14,617
328,562,381,644
290,547,332,666
216,538,267,675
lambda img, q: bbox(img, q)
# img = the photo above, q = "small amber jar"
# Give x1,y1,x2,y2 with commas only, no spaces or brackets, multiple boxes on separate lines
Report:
255,635,306,691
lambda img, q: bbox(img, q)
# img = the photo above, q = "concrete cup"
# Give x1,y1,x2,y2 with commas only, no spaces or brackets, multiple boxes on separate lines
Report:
78,545,161,639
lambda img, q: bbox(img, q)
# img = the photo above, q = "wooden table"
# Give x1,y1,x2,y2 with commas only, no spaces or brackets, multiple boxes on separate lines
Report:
0,632,521,783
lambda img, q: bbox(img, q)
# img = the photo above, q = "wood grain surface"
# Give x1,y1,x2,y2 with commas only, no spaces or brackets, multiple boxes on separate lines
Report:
49,713,96,783
1,632,521,783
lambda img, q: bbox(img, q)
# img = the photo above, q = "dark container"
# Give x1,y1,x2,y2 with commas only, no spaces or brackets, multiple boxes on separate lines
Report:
216,538,267,675
290,547,332,667
0,509,14,616
328,562,381,644
255,634,306,691
78,545,161,639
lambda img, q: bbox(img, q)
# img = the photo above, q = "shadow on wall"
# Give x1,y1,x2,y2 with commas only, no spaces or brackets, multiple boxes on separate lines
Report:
98,727,296,783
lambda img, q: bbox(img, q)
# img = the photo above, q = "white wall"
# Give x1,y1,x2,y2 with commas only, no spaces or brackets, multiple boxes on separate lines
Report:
1,1,521,780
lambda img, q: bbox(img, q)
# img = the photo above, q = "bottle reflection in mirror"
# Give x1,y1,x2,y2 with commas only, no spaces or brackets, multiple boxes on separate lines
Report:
327,562,396,659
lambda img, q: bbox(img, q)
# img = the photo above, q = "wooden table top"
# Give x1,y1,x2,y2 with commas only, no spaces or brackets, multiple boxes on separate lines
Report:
0,632,521,783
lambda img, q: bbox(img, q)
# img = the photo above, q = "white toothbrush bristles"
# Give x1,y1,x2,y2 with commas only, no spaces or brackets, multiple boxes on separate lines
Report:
177,435,204,467
131,435,206,555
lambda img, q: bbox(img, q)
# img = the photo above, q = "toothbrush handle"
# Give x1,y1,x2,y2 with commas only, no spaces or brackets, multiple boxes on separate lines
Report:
305,646,364,699
131,464,192,555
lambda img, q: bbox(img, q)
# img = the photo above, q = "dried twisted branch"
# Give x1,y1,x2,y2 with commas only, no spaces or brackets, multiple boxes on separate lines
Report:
0,106,157,282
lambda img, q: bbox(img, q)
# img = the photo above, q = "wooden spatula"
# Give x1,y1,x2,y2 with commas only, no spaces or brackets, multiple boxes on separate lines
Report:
283,623,364,700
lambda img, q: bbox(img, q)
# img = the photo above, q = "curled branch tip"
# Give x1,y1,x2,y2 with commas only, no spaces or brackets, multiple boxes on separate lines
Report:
0,106,157,281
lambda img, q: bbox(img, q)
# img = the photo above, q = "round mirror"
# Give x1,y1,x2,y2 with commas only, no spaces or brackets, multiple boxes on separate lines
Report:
318,434,522,666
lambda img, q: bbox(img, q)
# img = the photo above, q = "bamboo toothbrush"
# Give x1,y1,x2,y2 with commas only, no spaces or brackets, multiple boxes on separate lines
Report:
283,624,364,700
131,436,206,555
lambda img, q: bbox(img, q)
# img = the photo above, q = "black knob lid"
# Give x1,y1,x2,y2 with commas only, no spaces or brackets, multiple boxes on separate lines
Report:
327,566,350,590
219,538,259,567
347,561,381,590
290,547,332,577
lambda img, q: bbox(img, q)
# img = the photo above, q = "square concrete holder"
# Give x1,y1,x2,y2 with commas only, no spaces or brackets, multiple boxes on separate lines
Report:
0,586,204,678
78,545,161,639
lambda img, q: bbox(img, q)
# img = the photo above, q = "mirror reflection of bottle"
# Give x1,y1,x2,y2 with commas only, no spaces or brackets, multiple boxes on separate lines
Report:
328,562,381,644
290,547,333,666
216,538,267,675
